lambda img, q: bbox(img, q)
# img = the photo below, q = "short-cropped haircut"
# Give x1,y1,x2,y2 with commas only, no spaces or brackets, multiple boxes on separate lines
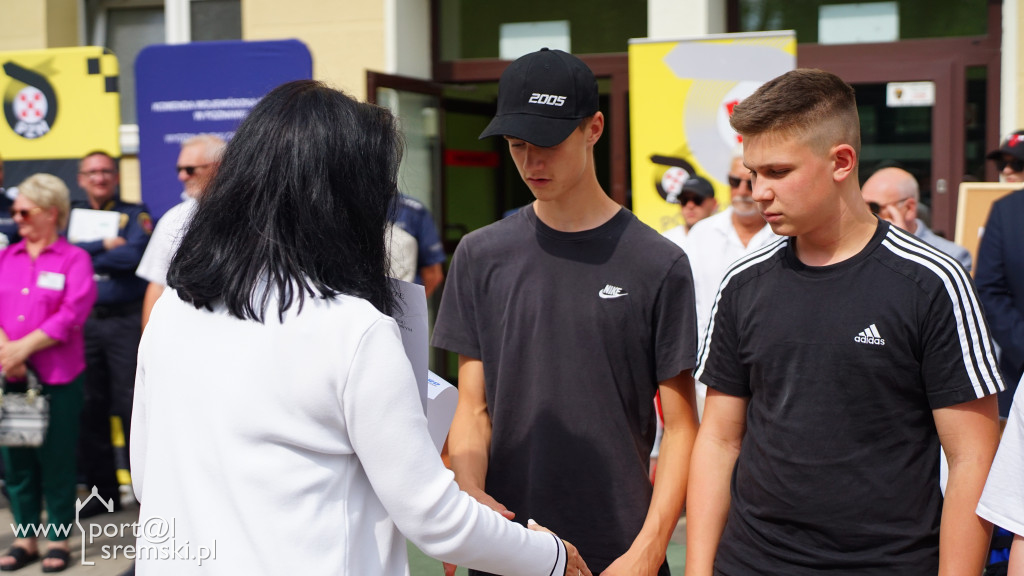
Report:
730,68,860,156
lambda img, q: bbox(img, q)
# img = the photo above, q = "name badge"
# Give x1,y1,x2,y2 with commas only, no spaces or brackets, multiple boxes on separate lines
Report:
37,272,66,291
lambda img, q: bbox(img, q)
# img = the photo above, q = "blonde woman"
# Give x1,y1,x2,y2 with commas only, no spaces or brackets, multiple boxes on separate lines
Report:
0,174,96,572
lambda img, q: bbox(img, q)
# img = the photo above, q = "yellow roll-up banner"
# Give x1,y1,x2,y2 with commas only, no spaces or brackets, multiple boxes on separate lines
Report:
628,32,795,232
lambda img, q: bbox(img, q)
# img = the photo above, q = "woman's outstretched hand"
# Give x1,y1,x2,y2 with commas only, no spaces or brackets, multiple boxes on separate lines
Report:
527,519,593,576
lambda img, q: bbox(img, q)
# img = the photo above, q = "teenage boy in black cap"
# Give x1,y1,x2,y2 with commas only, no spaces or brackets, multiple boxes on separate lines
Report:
662,175,718,249
433,48,699,575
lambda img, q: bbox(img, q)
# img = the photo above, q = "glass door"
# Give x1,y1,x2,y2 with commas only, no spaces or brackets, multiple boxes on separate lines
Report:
798,41,1000,240
367,72,448,376
367,72,444,229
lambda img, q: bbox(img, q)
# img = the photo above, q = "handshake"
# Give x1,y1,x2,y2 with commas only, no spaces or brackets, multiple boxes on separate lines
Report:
442,516,592,576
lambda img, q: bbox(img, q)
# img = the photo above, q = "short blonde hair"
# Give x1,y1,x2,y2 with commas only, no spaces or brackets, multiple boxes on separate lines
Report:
18,173,71,229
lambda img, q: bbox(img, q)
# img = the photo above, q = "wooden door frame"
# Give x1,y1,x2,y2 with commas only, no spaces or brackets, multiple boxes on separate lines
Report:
771,1,1002,236
366,70,447,227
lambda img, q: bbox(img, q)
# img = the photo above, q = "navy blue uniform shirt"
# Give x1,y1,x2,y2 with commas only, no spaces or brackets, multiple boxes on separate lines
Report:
393,194,445,283
71,198,153,306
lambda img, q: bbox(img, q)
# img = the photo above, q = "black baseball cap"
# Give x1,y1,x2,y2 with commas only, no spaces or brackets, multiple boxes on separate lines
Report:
479,48,599,147
986,130,1024,162
668,176,714,203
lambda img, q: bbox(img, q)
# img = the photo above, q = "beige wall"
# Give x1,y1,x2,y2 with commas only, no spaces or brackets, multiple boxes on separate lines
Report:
0,0,79,51
45,0,80,47
0,0,47,51
242,0,387,100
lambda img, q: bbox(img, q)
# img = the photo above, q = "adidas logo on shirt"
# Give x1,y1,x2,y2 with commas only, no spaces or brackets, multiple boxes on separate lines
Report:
854,324,886,346
599,284,628,299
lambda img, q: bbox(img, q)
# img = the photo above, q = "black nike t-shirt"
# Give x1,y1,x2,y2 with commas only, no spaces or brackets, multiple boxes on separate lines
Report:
696,220,1003,575
433,205,696,574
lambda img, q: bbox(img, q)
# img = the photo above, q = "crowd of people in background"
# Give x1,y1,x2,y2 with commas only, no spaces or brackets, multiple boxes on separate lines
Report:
1,52,1024,576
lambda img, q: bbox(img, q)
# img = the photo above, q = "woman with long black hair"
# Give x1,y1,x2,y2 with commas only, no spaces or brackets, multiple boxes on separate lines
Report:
130,80,589,576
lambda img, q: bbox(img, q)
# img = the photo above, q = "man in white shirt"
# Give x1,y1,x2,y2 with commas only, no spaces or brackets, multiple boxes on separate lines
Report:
136,134,225,329
661,175,717,249
685,150,778,416
861,166,972,271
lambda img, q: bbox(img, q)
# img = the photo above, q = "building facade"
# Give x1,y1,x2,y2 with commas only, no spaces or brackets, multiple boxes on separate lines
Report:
0,0,1020,243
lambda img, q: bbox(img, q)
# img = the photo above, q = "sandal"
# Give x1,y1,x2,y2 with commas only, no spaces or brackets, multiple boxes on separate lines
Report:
40,548,70,573
0,546,39,571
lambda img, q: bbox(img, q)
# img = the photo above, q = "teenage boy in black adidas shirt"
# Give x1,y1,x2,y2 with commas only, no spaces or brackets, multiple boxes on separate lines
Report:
433,49,699,575
685,69,1004,576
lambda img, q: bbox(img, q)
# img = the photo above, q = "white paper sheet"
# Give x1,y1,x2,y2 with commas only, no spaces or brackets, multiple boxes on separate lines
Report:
391,279,428,412
426,370,458,453
67,208,120,243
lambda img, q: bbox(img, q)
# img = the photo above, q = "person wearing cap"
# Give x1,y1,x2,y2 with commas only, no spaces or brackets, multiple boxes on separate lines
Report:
433,48,699,576
861,167,972,271
986,130,1024,183
683,149,777,418
976,132,1024,416
662,175,717,249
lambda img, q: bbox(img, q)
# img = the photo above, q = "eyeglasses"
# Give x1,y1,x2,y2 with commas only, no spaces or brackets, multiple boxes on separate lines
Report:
80,169,116,178
177,164,213,176
867,197,910,215
995,158,1024,172
9,207,42,219
728,175,752,189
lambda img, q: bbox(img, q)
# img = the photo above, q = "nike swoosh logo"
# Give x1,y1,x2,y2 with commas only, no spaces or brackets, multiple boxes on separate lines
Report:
599,292,628,299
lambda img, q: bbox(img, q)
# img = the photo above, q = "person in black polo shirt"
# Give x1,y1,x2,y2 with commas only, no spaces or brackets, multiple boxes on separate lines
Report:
686,69,1004,576
71,150,152,514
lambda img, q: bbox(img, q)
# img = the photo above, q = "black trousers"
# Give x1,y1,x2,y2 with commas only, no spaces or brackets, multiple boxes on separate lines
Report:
77,309,141,500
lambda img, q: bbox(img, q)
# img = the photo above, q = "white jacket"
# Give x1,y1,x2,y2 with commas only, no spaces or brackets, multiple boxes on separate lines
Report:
132,290,566,575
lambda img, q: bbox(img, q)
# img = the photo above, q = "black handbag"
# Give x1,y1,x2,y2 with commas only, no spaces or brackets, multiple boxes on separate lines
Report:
0,368,49,447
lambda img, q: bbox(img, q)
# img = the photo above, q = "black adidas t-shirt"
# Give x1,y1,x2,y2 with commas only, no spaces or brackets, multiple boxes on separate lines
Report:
696,220,1003,575
433,205,696,574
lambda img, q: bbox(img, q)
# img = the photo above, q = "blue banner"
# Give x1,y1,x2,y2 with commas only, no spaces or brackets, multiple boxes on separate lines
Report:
135,40,312,218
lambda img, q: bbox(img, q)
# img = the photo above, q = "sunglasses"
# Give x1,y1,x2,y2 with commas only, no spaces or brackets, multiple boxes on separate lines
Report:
728,175,752,188
677,193,708,206
867,197,909,215
177,163,213,176
9,207,42,219
995,158,1024,172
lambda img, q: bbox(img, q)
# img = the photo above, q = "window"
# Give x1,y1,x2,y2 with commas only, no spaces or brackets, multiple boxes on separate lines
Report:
85,0,242,125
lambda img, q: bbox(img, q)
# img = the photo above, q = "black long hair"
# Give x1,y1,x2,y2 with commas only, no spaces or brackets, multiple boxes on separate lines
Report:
168,80,401,321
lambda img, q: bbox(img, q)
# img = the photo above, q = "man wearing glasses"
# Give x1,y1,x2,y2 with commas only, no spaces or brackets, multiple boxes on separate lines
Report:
861,167,972,271
72,150,153,516
977,131,1024,416
137,134,225,330
683,150,777,417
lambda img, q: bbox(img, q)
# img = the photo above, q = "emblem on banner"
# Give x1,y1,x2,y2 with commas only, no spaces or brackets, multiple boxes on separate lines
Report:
2,61,59,140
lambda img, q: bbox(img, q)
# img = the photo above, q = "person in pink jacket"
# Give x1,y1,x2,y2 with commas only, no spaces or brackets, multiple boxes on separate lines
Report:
0,173,96,572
